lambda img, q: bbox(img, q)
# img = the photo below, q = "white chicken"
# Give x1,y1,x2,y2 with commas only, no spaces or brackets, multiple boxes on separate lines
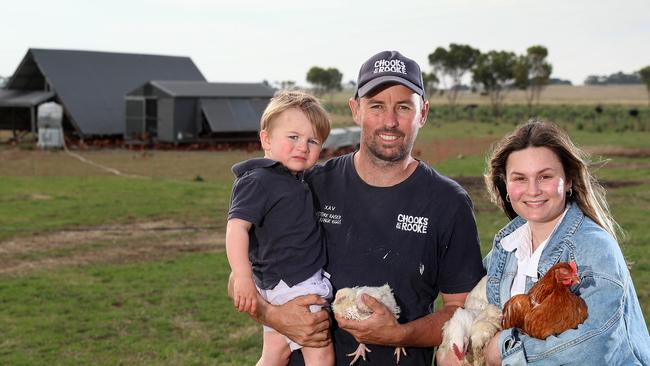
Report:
438,276,502,366
332,284,406,365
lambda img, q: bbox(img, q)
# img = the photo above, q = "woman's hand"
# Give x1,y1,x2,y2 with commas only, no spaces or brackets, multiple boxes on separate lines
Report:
484,332,502,366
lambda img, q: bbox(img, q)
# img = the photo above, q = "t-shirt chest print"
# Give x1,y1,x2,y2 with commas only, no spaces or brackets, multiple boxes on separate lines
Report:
317,204,341,225
395,213,429,234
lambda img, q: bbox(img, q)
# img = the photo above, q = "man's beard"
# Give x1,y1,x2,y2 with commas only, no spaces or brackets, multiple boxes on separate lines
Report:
364,129,411,163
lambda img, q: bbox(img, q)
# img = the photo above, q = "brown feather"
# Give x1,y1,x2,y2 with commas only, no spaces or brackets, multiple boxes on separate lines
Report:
502,294,531,329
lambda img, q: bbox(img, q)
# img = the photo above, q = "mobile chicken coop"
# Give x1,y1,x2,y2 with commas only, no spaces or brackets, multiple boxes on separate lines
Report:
125,81,274,144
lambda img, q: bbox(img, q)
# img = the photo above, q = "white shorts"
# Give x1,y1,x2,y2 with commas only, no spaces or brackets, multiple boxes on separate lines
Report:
257,269,332,351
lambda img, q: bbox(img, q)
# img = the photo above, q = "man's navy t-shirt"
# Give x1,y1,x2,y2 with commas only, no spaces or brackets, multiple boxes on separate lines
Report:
289,153,485,366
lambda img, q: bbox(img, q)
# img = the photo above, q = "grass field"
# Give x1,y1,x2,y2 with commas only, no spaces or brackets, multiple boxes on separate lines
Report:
1,110,650,364
324,84,650,106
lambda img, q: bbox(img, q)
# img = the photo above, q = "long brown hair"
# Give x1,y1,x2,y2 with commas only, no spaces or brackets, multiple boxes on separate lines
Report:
485,120,622,240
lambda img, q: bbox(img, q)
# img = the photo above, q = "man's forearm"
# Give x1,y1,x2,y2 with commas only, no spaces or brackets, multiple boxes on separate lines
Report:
397,304,459,347
251,292,274,325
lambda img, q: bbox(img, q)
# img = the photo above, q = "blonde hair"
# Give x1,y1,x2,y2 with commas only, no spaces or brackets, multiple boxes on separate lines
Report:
261,90,331,141
485,120,622,240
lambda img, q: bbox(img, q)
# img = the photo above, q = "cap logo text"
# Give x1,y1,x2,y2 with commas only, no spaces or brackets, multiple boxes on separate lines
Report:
373,59,407,75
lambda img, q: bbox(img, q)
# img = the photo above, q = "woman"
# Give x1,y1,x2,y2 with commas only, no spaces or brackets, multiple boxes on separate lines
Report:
479,120,650,365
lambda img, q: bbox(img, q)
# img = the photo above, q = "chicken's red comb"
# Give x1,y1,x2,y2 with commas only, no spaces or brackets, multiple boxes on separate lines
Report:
569,260,578,273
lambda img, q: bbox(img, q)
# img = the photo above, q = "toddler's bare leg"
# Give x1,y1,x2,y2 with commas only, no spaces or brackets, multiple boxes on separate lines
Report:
301,343,334,366
256,331,291,366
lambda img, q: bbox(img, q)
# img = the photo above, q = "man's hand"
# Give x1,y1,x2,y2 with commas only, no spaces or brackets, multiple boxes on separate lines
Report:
265,295,332,348
334,293,404,347
228,272,332,348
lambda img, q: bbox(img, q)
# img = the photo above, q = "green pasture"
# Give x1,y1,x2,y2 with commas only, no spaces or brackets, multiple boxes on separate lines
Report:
0,177,230,241
0,253,254,365
1,117,649,365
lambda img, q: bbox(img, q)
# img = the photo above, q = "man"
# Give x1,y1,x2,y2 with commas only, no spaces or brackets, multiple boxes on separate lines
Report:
230,50,485,365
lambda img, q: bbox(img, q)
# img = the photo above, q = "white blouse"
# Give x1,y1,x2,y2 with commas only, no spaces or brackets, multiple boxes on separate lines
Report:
500,208,568,297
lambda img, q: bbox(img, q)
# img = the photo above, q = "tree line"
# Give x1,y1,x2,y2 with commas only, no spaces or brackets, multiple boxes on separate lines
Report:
585,71,643,85
303,45,650,110
421,44,557,116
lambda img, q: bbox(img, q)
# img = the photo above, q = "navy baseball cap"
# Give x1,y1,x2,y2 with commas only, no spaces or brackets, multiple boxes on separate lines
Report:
355,50,424,98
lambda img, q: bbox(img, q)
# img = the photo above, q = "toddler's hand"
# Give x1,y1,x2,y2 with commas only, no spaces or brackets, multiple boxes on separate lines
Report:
233,276,257,315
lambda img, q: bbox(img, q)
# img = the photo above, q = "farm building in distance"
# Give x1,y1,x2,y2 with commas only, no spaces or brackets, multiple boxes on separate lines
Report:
126,80,274,144
0,48,273,144
0,48,205,139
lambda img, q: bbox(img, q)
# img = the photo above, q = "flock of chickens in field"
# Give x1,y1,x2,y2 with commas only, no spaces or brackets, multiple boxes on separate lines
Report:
331,261,587,365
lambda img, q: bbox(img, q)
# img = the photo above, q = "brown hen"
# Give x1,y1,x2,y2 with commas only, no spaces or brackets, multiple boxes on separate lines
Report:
502,261,588,339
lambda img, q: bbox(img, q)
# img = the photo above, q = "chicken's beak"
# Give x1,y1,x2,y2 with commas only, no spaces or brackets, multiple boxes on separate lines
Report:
572,275,581,285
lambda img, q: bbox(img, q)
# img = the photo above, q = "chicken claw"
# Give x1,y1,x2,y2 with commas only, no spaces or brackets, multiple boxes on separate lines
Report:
347,343,371,365
394,347,407,363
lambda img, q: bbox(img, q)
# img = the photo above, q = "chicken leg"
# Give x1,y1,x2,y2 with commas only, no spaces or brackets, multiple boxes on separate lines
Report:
347,343,371,365
394,346,407,363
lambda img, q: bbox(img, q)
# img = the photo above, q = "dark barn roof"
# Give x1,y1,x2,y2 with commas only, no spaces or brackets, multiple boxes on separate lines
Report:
128,81,275,133
5,48,206,136
131,80,276,98
0,89,55,107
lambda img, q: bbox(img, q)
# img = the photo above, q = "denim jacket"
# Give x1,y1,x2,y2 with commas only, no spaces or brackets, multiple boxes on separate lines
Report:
484,202,650,365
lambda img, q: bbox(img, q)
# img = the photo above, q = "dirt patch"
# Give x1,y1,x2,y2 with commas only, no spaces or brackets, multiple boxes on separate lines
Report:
454,176,487,190
584,146,650,158
417,137,498,163
600,180,645,188
600,161,650,170
0,220,225,275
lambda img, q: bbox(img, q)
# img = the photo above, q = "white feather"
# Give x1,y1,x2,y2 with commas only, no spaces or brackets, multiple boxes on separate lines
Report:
438,276,502,366
332,284,400,320
468,304,502,366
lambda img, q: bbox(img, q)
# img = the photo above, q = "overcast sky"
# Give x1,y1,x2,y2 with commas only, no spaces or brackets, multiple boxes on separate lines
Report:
2,0,649,86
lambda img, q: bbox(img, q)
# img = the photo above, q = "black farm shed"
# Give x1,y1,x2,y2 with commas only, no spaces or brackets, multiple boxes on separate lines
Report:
125,80,275,143
0,48,205,138
0,89,55,135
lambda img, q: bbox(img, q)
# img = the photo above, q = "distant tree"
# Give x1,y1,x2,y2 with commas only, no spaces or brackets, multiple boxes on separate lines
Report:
428,44,480,110
421,72,439,99
306,66,342,96
275,80,296,90
607,71,641,84
548,78,572,85
472,50,517,116
584,75,605,85
325,68,343,92
307,67,326,94
514,45,552,113
640,66,650,106
584,71,642,85
0,76,6,88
